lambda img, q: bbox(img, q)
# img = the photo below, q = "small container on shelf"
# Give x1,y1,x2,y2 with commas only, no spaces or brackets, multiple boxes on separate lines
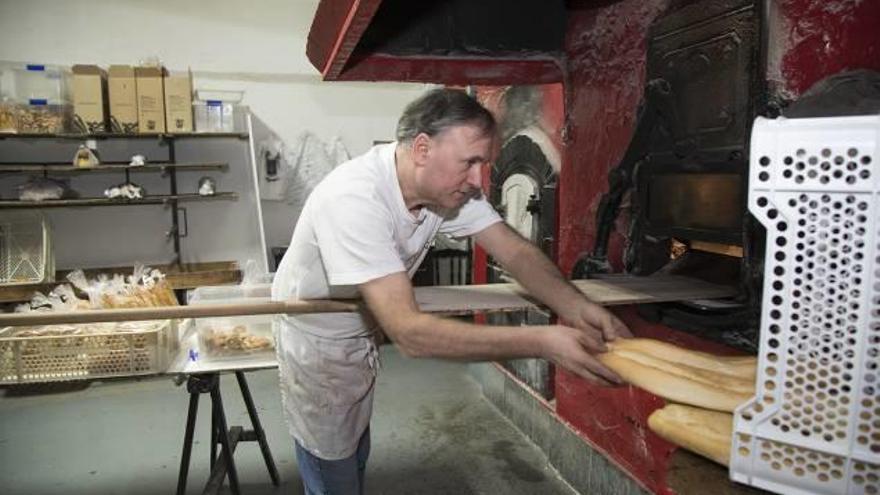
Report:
0,62,70,104
188,282,274,360
17,99,70,133
193,100,245,133
193,89,245,133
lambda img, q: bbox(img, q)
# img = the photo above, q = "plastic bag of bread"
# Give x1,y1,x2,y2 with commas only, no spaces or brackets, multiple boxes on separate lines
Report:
65,264,177,309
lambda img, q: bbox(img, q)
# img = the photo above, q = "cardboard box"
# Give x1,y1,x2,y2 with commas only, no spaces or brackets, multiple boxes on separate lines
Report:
164,70,193,133
71,65,107,134
108,65,138,133
135,66,166,133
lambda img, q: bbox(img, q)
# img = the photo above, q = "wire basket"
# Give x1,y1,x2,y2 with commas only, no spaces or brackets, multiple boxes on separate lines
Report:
732,115,880,494
0,210,54,286
0,320,177,384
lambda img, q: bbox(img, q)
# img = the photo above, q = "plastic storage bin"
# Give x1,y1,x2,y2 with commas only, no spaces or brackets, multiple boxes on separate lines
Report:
193,100,245,133
0,62,69,103
188,283,274,360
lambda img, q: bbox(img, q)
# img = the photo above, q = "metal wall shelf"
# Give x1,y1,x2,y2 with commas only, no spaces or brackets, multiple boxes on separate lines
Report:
0,132,243,264
0,162,229,173
0,193,237,208
0,132,249,140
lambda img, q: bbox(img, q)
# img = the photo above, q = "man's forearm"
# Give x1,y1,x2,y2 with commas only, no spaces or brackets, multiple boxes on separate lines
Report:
393,312,547,361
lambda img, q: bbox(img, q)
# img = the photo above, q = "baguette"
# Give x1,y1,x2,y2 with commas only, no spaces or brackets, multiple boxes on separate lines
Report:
611,338,756,379
597,338,756,412
598,352,751,412
609,348,755,394
648,404,733,466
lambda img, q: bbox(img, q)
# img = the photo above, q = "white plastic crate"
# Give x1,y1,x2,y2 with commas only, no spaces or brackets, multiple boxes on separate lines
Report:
0,320,177,384
732,115,880,494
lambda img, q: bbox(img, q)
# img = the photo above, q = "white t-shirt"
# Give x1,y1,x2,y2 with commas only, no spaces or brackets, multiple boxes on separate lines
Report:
272,142,501,459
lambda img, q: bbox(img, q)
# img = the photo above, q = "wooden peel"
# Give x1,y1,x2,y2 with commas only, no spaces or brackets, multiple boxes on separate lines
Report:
0,299,361,327
0,275,736,327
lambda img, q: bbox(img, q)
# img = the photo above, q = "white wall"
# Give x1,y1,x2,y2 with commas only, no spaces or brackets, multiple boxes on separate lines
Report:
0,0,426,154
0,0,429,272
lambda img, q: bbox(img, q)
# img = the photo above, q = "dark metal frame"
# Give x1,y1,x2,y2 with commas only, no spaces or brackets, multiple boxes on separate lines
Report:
176,372,279,495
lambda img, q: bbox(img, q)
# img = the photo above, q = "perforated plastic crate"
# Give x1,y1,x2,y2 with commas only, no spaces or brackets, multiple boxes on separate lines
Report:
0,320,177,384
732,115,880,494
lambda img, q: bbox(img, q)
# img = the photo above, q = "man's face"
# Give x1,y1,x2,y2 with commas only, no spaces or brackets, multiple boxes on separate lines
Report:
415,125,495,210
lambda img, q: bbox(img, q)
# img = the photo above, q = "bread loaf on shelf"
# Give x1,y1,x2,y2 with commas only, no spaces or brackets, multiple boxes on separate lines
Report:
597,338,756,412
648,403,733,466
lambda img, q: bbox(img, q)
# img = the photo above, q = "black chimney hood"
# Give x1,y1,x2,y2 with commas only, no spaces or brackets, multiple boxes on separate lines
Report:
306,0,568,84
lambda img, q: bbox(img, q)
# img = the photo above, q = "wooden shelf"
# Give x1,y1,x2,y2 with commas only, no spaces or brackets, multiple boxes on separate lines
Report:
0,261,242,304
0,162,229,173
0,192,238,208
0,132,249,140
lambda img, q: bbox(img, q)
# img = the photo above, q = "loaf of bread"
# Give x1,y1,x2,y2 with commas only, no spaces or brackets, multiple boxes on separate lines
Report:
597,338,755,412
610,338,756,379
648,403,733,466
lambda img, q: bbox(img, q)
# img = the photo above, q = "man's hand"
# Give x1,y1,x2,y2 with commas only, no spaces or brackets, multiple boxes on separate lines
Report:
561,300,632,342
539,325,624,385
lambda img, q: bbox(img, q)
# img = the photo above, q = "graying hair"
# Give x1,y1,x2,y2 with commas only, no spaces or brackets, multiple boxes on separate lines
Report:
396,88,496,143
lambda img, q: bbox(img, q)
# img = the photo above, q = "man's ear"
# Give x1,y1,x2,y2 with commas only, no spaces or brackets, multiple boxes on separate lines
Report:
411,133,431,166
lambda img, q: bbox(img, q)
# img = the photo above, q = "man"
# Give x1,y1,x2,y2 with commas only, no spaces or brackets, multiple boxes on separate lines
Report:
272,88,631,494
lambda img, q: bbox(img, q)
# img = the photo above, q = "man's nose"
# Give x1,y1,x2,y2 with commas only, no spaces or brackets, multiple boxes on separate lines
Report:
466,164,483,189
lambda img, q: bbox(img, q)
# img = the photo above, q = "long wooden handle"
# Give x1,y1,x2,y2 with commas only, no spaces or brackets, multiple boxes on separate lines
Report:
0,299,361,327
0,275,737,327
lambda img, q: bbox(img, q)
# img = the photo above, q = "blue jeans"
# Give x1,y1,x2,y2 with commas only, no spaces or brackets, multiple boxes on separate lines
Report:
295,427,371,495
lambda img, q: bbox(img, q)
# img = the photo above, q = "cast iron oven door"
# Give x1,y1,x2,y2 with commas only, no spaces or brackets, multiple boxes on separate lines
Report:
575,0,761,275
573,0,764,350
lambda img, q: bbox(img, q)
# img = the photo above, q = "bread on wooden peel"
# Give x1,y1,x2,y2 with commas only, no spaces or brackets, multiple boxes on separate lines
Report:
648,403,733,466
597,338,756,412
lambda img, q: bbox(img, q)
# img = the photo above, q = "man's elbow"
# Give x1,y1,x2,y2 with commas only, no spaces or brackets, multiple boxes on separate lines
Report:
382,316,431,359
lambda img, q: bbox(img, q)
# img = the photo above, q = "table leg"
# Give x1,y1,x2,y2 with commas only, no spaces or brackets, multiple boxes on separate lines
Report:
235,371,280,485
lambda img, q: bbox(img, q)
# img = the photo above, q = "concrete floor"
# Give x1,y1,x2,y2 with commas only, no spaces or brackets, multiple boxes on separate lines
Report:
0,345,577,495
